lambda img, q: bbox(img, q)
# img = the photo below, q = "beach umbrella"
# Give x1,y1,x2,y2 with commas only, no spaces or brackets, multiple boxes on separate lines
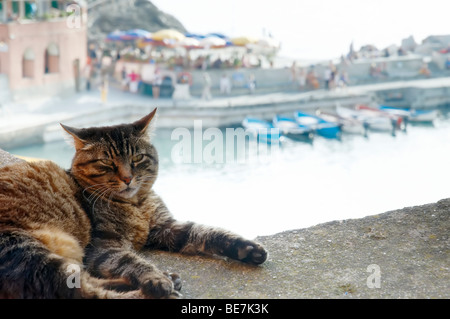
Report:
107,29,152,41
185,33,206,39
231,36,259,46
151,29,186,42
178,37,202,49
136,38,156,48
200,36,227,48
106,30,127,41
205,33,233,46
121,29,152,40
206,32,228,39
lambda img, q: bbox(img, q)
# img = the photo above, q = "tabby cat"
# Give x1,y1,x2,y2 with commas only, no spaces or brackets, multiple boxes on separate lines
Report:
0,109,267,299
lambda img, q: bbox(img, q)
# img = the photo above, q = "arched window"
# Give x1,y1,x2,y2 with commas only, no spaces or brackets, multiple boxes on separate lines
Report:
23,48,35,78
44,43,59,74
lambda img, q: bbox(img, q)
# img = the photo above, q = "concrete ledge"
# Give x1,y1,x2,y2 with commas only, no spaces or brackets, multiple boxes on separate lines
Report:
0,149,448,298
146,201,448,298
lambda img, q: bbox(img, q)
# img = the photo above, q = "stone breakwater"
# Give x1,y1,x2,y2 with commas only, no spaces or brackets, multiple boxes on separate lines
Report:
0,149,448,299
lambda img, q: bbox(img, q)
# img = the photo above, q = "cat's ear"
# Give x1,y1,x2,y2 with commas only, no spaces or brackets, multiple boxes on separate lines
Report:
60,123,88,150
133,108,157,135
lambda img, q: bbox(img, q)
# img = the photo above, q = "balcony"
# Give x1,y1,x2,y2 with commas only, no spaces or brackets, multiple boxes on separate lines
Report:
0,0,81,24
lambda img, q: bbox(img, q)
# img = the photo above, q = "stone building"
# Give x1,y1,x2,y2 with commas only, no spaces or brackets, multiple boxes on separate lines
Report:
0,0,87,101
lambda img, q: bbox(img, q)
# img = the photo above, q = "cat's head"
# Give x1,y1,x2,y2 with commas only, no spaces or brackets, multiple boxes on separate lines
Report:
61,109,158,201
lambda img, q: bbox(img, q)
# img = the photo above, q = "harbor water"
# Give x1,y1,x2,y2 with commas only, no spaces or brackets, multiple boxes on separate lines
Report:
6,111,450,239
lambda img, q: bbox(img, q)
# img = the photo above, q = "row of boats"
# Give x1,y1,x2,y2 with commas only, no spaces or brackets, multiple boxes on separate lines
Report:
242,104,439,143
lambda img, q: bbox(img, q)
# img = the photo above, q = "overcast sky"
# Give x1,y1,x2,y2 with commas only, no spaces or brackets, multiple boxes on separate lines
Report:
152,0,450,60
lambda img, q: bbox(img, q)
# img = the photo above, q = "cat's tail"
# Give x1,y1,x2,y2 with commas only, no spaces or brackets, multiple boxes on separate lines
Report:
0,229,142,299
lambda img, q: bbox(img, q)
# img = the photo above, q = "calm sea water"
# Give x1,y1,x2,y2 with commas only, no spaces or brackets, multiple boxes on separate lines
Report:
7,112,450,239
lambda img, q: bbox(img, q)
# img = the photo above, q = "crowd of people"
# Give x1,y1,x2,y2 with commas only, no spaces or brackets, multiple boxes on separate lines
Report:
83,40,270,101
83,37,446,104
290,61,350,92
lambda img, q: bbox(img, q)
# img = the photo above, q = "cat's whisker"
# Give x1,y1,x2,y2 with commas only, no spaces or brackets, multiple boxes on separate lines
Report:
83,183,109,191
91,187,112,213
138,180,156,185
86,185,106,198
83,183,110,201
106,191,115,212
86,186,109,203
137,176,156,182
91,184,113,204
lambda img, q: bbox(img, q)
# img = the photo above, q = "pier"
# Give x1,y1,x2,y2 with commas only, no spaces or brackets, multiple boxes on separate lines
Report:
1,75,450,149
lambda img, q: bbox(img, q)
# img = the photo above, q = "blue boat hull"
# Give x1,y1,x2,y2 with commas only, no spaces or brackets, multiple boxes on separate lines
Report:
317,125,341,139
294,111,341,139
242,117,281,144
272,116,314,142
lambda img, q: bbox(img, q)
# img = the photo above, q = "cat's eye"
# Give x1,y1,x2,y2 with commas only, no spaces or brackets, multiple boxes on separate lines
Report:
132,154,144,163
99,159,114,166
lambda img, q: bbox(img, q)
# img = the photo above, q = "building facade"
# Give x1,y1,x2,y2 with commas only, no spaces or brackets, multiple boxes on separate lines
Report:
0,0,87,101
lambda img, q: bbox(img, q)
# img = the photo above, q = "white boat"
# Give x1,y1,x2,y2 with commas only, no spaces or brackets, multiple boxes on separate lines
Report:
272,115,315,142
317,110,368,136
336,105,399,134
379,106,438,123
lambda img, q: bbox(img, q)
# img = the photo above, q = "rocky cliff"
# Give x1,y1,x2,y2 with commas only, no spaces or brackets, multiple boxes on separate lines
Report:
87,0,187,41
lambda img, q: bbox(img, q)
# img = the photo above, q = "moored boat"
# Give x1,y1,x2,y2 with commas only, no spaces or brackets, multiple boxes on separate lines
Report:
379,105,438,123
356,104,404,131
242,117,281,144
294,111,342,139
337,104,401,135
272,115,314,142
317,109,368,136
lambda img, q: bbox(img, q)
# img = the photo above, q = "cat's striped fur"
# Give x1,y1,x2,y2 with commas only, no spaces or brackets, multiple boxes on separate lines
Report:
0,109,267,299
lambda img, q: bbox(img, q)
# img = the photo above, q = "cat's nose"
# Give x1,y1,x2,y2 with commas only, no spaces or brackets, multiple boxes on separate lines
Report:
121,176,133,185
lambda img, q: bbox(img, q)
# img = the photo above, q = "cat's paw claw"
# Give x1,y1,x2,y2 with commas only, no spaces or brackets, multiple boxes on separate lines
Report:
164,271,182,291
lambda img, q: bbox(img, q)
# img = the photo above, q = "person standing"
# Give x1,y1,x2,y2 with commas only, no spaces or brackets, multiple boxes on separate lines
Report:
297,67,306,91
121,66,129,91
306,67,319,90
100,77,108,105
128,70,139,93
152,69,162,99
84,59,93,91
201,72,212,100
290,61,297,86
323,66,332,90
220,73,231,95
248,73,256,94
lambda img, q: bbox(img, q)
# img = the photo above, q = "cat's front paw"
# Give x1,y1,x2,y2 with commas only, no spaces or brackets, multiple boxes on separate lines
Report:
233,240,268,265
141,273,179,299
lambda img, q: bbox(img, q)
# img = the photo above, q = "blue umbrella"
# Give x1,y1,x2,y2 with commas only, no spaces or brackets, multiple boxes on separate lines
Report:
121,29,152,40
185,33,206,39
205,32,228,39
106,30,127,41
205,33,232,46
107,29,152,41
